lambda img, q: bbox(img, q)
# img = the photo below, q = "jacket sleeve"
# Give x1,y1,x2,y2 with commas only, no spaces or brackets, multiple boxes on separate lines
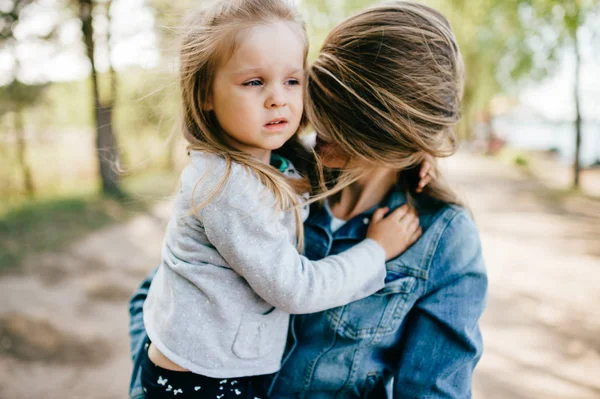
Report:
200,168,387,314
393,211,488,398
128,268,156,399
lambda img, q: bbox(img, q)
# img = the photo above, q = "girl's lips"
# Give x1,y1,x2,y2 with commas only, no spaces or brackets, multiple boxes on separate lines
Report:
264,121,289,132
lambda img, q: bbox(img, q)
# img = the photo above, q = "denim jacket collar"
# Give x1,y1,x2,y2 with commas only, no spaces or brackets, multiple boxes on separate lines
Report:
305,187,408,242
305,187,444,280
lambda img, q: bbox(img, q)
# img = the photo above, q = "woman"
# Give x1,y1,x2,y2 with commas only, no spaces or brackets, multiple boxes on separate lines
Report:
129,2,487,398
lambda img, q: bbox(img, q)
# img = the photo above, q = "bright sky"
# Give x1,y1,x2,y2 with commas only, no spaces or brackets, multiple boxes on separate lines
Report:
519,20,600,122
520,57,600,122
0,0,160,83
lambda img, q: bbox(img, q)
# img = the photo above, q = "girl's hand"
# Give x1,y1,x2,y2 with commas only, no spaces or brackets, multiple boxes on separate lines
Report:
367,205,422,260
416,154,437,193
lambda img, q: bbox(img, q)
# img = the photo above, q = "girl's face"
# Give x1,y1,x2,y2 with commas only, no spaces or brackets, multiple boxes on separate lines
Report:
209,22,305,162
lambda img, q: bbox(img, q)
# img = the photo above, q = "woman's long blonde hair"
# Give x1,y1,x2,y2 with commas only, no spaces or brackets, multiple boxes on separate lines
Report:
306,1,465,208
179,0,323,250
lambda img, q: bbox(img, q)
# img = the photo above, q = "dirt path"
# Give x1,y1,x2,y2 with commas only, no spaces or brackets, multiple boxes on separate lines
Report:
1,152,599,399
444,154,600,399
0,201,172,399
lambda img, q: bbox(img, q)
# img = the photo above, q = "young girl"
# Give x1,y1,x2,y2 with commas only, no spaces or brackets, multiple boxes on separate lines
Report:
140,0,428,398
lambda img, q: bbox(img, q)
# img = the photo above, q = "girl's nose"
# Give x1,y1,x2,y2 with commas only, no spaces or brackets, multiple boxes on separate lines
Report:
265,86,287,108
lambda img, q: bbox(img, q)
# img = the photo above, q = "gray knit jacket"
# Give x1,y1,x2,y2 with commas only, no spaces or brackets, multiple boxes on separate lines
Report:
143,151,386,378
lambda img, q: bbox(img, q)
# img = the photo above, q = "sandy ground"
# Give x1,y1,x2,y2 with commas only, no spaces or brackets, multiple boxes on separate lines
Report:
444,154,600,399
0,152,599,399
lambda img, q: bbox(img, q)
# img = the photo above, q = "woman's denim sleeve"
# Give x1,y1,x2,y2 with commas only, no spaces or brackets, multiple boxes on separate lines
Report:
128,267,156,399
393,211,488,398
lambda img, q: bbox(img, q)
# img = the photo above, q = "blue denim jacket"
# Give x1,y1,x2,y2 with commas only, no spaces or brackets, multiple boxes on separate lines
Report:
128,188,487,399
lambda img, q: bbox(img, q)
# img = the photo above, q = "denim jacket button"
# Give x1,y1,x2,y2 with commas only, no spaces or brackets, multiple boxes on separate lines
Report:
363,218,369,224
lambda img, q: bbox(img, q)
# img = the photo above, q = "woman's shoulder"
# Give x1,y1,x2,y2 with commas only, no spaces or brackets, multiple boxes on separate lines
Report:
423,203,479,247
418,198,476,234
398,202,479,268
423,203,484,278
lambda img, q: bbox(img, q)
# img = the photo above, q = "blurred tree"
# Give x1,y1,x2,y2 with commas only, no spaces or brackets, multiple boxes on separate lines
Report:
0,81,46,197
301,0,376,60
527,0,599,189
145,0,193,170
0,0,32,42
149,0,193,51
0,0,56,197
495,0,599,189
76,0,122,196
422,0,528,139
417,0,598,189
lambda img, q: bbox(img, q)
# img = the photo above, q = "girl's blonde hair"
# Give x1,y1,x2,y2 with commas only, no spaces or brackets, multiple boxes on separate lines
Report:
179,0,323,250
306,1,465,208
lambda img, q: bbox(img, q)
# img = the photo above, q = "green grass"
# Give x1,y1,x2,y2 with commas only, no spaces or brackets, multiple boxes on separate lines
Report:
492,147,534,175
513,154,529,167
490,146,600,205
0,170,178,273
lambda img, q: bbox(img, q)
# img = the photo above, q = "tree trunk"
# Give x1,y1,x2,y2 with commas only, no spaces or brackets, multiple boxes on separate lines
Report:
14,106,34,197
79,0,121,197
106,0,118,105
573,30,582,190
97,104,121,195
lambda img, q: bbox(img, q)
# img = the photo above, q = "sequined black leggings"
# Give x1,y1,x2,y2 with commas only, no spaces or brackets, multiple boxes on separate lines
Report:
140,342,270,399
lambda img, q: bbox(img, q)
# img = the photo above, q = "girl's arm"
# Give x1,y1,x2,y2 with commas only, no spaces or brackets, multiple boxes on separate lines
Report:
199,170,417,314
392,211,487,398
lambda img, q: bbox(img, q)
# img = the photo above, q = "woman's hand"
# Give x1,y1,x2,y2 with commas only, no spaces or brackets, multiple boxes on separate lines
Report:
416,154,437,193
367,205,422,260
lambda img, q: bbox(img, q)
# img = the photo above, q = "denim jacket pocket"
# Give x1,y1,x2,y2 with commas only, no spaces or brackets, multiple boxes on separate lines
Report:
377,270,418,296
326,272,417,340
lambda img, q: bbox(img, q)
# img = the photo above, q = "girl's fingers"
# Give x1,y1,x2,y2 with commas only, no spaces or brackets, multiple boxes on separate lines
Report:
398,212,418,231
371,207,389,223
410,217,420,232
404,216,420,234
409,227,423,244
387,204,410,221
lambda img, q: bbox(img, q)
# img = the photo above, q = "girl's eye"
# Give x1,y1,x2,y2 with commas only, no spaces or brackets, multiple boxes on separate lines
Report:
243,80,262,87
286,79,300,86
